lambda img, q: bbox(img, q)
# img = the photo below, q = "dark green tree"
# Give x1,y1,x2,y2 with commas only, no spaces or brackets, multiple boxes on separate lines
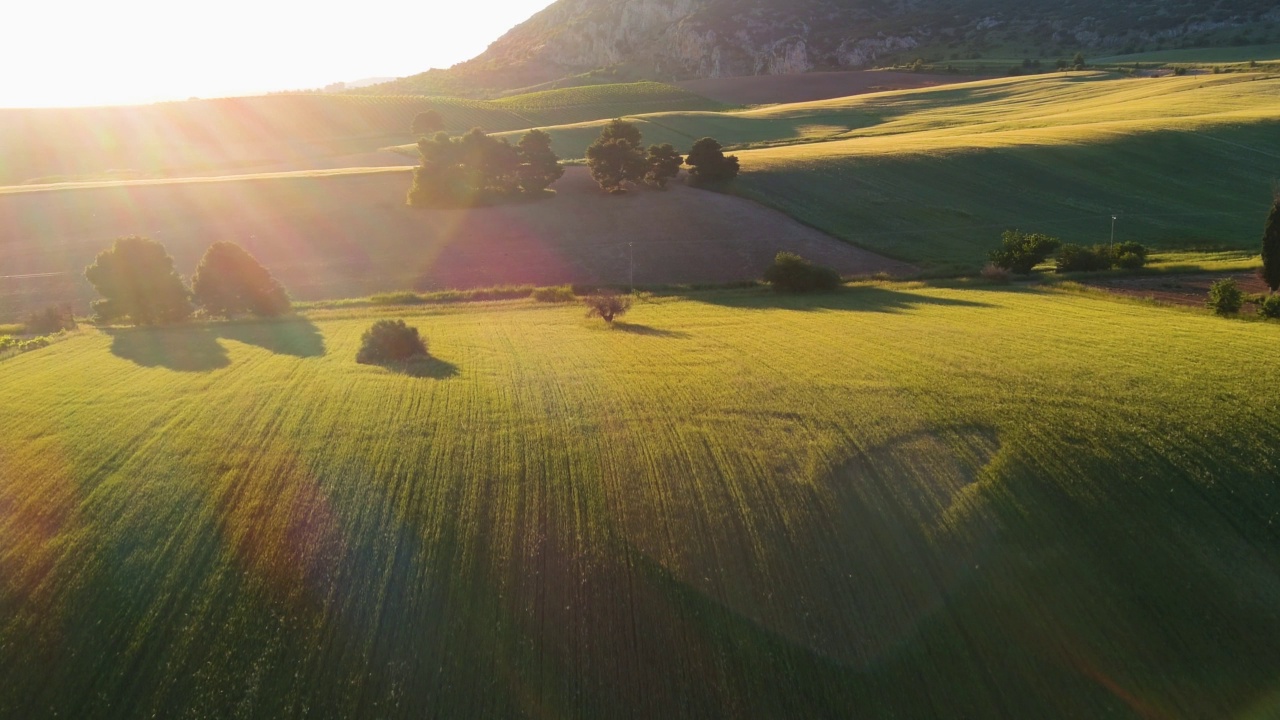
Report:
586,120,646,192
516,129,564,193
84,236,192,325
192,242,291,318
598,118,643,147
645,144,683,188
685,137,740,187
1261,195,1280,294
989,229,1061,274
411,109,444,137
1072,52,1087,70
407,128,522,206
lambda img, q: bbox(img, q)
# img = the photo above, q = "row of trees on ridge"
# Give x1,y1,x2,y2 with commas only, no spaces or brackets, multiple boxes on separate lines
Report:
586,119,739,193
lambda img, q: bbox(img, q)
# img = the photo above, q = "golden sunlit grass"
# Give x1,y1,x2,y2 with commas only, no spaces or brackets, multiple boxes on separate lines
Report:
3,286,1280,716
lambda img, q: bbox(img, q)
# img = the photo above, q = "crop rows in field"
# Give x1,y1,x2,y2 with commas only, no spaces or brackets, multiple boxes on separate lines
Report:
3,286,1280,717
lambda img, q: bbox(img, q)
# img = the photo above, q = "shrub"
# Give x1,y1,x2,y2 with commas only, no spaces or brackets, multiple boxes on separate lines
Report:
24,305,76,334
980,263,1011,284
1257,294,1280,319
356,320,428,364
192,242,291,318
1112,241,1150,270
763,252,842,293
1207,278,1245,316
583,292,632,323
988,230,1061,274
84,236,192,325
1261,197,1280,294
685,137,740,187
532,285,577,303
1055,244,1113,273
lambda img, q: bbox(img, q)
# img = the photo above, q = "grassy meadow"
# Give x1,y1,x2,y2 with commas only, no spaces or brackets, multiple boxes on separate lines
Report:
3,285,1280,717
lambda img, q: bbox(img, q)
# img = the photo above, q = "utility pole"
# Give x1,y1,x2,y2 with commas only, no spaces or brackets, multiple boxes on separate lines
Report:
628,242,634,294
1110,213,1117,251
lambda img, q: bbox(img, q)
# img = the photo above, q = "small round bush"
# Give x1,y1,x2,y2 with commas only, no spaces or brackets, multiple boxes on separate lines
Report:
1207,278,1244,316
1257,294,1280,319
763,252,842,293
1055,244,1112,273
356,320,428,364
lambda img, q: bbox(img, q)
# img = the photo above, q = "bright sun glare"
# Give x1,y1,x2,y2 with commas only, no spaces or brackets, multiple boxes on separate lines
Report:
2,0,556,108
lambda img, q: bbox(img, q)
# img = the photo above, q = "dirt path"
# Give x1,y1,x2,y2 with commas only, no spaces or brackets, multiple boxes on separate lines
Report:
1080,272,1269,310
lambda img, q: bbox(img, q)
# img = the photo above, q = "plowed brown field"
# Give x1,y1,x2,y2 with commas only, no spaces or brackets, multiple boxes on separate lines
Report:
0,167,912,318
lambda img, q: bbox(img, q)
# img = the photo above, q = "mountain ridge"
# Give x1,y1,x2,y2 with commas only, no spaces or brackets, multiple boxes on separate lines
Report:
369,0,1280,95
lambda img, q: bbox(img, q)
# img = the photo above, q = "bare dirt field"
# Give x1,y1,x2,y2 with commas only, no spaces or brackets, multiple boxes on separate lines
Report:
677,71,984,106
1081,272,1269,310
0,167,912,318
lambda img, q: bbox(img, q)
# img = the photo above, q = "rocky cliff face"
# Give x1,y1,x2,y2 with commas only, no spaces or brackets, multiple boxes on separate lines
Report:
451,0,1279,87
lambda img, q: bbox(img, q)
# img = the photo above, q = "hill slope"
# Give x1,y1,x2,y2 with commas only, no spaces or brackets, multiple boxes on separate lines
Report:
0,83,715,186
383,0,1280,94
4,286,1280,716
394,72,1280,270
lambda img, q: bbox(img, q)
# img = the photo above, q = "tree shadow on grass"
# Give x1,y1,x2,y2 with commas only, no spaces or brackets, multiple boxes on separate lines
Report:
609,322,691,338
214,317,326,358
363,355,460,379
106,326,230,372
683,286,993,313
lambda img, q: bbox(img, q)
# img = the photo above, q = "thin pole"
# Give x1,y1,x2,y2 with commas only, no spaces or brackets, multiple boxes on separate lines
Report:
628,242,634,293
1110,214,1117,250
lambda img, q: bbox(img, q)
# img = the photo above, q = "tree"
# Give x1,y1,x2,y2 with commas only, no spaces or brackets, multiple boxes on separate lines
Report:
192,242,291,318
584,292,632,323
84,236,191,325
356,320,428,364
411,110,444,137
1207,278,1244,316
1072,52,1087,70
685,137,740,187
645,144,683,188
988,229,1061,274
407,128,522,206
763,252,841,293
586,120,646,192
1261,195,1280,294
516,129,564,193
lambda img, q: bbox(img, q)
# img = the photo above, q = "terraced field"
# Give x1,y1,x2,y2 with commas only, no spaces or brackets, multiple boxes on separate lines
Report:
3,284,1280,717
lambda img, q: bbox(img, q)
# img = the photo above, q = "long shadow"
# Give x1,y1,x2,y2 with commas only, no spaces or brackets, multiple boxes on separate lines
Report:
610,321,691,338
214,317,326,358
106,326,230,372
681,285,993,312
365,355,460,379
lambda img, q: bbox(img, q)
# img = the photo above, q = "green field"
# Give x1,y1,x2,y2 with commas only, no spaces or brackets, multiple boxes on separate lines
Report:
491,82,725,126
396,72,1280,272
3,285,1280,717
1095,43,1280,64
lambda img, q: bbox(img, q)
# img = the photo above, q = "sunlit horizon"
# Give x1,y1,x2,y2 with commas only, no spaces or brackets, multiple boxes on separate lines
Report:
2,0,556,108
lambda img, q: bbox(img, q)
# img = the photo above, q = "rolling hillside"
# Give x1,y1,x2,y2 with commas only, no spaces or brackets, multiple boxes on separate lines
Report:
0,83,715,185
387,72,1280,271
4,285,1280,717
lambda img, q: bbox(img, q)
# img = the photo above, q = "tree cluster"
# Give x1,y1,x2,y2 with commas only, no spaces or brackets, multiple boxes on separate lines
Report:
584,119,738,193
407,128,563,207
85,236,290,325
763,252,842,293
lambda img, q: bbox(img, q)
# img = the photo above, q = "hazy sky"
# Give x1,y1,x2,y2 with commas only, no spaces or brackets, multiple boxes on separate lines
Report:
2,0,557,108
